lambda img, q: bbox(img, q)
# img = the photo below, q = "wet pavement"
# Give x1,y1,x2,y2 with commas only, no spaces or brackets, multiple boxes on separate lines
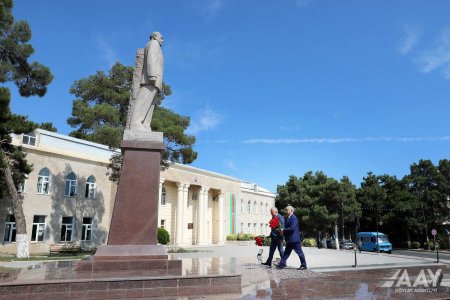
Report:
0,245,448,299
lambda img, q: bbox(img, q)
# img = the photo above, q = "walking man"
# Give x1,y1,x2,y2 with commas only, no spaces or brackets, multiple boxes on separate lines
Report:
261,207,285,267
275,205,307,270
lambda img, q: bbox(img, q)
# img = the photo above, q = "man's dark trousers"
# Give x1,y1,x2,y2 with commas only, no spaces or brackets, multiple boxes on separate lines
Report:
280,241,307,267
265,238,284,264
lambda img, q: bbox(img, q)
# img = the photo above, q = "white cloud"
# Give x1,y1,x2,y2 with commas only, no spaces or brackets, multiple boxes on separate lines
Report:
296,0,313,8
242,136,450,144
94,37,118,68
165,36,228,70
415,28,450,78
399,24,422,55
224,160,237,171
187,106,223,134
193,0,227,19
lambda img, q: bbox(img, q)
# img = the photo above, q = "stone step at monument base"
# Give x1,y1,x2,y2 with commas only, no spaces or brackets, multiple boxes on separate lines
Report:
76,258,182,275
76,244,182,275
0,274,242,299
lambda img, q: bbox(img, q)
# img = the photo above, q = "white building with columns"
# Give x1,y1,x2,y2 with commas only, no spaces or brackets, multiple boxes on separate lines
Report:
0,130,275,254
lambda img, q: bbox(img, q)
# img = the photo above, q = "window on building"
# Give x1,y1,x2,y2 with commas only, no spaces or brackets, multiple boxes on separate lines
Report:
192,192,198,200
160,219,165,229
260,223,264,234
3,215,16,243
37,168,50,194
241,199,244,213
22,132,36,146
253,201,257,214
260,202,263,215
31,216,46,242
161,187,166,205
240,222,243,233
60,217,73,242
65,172,77,197
81,217,92,241
84,176,96,199
266,203,269,215
253,223,257,234
247,223,251,233
247,201,251,214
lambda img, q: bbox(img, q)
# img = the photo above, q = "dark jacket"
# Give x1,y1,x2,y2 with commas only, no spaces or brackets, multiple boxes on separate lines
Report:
283,214,301,243
270,213,285,240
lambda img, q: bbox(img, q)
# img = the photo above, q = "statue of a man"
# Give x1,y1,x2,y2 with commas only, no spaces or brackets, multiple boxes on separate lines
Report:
129,32,164,131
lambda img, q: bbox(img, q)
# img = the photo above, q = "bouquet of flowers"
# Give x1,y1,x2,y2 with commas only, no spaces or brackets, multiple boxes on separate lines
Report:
255,235,265,258
255,236,264,246
269,217,282,234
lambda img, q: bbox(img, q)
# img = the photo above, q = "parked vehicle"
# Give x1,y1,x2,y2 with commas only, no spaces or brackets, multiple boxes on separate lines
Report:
339,240,354,250
326,239,336,249
357,232,392,253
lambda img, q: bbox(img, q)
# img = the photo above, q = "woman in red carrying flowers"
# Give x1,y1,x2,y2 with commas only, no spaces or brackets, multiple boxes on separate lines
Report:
261,207,285,267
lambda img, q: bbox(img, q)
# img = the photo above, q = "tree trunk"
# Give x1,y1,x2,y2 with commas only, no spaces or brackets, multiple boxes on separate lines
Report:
3,158,29,258
406,229,411,249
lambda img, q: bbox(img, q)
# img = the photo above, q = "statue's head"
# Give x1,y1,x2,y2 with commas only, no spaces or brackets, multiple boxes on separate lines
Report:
151,32,164,46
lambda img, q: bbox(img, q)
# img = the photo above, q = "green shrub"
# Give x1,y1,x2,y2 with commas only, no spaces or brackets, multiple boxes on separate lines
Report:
411,242,420,249
226,234,237,241
236,233,256,241
157,227,170,245
302,238,317,247
424,242,434,249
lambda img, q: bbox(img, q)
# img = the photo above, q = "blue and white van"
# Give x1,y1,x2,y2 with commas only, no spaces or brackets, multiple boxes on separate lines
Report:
357,232,392,253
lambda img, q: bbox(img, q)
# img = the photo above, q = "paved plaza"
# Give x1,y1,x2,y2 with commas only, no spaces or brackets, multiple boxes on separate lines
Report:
0,245,449,299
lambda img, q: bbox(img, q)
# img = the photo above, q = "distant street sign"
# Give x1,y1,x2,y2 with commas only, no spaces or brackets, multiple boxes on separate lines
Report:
431,229,437,236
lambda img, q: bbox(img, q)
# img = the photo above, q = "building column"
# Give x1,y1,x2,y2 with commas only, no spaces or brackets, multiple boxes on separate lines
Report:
197,186,209,245
176,182,188,246
181,184,190,245
157,178,165,228
217,191,225,244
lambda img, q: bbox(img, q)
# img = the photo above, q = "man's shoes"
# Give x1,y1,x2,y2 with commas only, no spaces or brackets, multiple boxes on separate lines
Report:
274,263,286,269
261,262,271,266
297,266,307,270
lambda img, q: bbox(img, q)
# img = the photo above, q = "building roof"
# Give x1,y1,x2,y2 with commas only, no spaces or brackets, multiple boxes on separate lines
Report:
15,129,275,194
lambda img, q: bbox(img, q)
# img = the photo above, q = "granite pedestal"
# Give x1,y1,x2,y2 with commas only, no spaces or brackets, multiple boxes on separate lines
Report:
77,139,182,275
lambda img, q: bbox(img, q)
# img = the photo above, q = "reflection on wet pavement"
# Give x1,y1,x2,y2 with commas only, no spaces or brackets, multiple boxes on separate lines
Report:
0,257,448,299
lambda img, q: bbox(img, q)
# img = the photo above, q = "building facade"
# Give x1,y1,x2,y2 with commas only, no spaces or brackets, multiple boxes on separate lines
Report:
0,130,275,254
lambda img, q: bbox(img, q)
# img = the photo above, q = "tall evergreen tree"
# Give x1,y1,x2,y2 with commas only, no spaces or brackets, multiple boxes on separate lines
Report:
0,0,53,257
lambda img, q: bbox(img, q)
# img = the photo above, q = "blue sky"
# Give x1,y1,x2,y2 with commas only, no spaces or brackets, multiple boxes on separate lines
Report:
10,0,450,192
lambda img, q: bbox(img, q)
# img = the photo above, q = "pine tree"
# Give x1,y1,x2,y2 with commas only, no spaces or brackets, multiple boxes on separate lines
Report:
0,0,53,257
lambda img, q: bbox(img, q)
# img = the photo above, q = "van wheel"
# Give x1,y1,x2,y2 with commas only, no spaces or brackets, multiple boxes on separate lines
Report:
388,251,391,254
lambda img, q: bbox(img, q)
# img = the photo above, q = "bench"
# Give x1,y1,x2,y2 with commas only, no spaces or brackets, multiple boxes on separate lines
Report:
49,243,80,256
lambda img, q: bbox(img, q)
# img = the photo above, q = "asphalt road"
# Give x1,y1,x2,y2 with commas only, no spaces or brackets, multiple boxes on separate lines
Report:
393,249,450,261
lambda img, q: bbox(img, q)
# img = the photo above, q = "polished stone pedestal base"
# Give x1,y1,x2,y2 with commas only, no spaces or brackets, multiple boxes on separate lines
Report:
107,140,164,246
76,245,182,275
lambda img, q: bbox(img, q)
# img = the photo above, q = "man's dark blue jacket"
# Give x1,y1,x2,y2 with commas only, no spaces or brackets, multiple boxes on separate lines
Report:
283,214,301,243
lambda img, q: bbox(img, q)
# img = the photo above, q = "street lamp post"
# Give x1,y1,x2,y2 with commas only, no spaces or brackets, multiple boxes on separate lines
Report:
341,202,345,241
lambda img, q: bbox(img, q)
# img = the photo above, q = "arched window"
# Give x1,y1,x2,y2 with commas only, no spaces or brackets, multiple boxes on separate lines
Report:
161,187,166,205
85,176,96,199
65,172,77,197
241,199,244,213
37,168,50,194
266,203,269,215
260,202,263,215
247,200,251,214
22,132,36,146
253,201,257,214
